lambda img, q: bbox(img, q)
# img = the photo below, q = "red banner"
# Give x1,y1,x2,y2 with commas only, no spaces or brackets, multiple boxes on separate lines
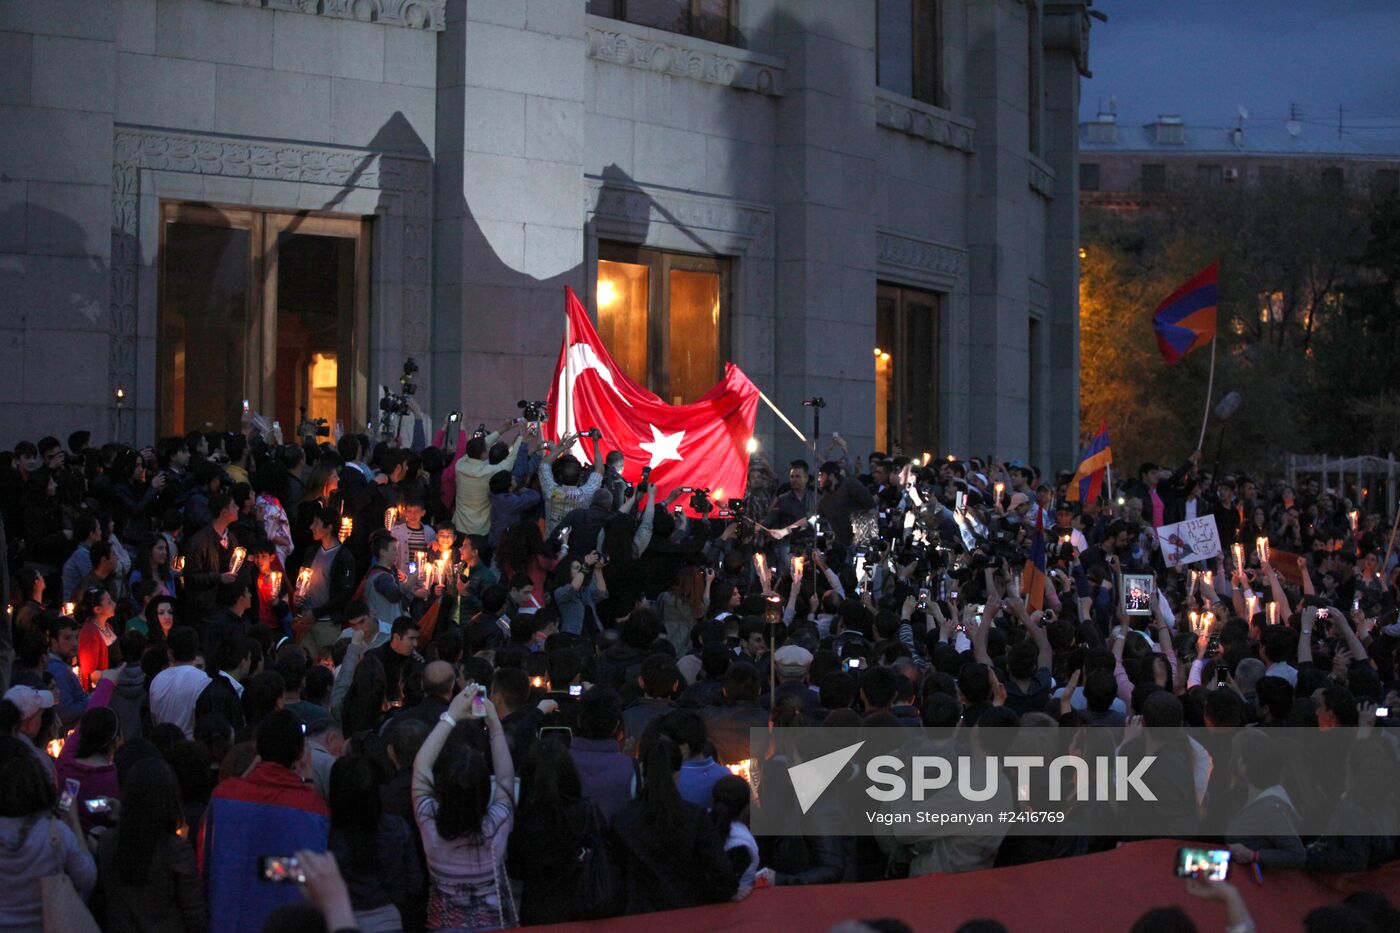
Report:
545,286,760,506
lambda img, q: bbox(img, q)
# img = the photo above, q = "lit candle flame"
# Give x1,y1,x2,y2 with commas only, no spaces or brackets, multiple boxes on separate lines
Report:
1348,510,1359,532
268,570,282,595
295,567,313,598
172,555,185,572
791,555,805,578
1232,543,1245,570
1267,602,1278,626
753,552,769,585
229,547,246,575
993,482,1005,501
339,517,353,542
46,738,64,758
385,508,397,532
1255,536,1269,565
62,602,75,617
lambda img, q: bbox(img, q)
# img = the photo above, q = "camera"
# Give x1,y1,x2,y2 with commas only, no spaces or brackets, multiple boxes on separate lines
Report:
379,358,420,419
297,406,330,439
689,488,714,515
259,856,305,884
518,400,548,423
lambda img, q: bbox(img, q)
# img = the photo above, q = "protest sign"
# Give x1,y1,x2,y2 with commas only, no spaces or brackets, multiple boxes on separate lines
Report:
1156,515,1222,568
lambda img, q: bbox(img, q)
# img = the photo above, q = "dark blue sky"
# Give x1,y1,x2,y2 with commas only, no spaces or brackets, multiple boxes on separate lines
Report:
1081,1,1400,145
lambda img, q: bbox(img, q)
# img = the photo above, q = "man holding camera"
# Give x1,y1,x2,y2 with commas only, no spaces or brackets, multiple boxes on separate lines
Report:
452,419,524,535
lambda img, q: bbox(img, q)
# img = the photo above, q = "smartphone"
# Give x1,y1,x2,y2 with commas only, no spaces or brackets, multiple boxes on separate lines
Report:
1206,633,1220,654
83,797,114,815
842,657,864,672
1121,573,1155,617
259,855,305,884
1377,707,1390,719
406,560,418,576
955,491,966,511
1353,593,1362,613
58,779,80,814
448,411,462,423
1175,847,1230,881
568,683,584,697
917,587,930,611
970,603,986,616
242,399,250,413
1215,665,1230,687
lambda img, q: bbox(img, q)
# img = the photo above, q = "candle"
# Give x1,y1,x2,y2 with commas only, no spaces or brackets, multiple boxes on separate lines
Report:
1245,594,1258,620
339,517,353,542
791,555,805,578
1188,610,1200,634
268,570,282,595
384,508,397,532
753,552,769,585
172,555,185,572
1348,510,1359,532
414,551,428,573
1267,602,1278,626
529,675,546,690
993,481,1005,502
1255,536,1269,565
438,557,451,589
1232,543,1245,571
229,547,246,575
922,452,933,466
62,601,75,617
295,567,313,598
46,738,64,759
726,759,753,784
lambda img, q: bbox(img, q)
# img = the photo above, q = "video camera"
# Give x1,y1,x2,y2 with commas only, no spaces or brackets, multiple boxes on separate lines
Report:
518,400,548,423
379,358,419,418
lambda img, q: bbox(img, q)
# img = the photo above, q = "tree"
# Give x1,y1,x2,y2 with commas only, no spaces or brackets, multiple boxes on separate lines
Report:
1079,174,1387,480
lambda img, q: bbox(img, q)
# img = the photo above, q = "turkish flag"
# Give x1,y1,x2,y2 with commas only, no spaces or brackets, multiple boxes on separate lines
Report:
545,286,760,507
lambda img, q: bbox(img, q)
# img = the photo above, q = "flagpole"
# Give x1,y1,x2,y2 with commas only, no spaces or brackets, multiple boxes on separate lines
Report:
1195,336,1217,451
757,389,809,444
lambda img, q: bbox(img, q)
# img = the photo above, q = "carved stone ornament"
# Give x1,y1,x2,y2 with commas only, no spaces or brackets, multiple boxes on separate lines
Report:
586,16,785,97
876,231,966,281
875,89,976,153
205,0,445,31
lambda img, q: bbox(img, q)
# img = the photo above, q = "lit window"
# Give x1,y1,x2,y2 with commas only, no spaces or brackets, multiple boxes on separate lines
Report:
876,283,940,453
596,244,728,405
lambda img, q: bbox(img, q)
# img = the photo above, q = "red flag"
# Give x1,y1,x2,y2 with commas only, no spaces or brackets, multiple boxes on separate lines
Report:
545,286,760,507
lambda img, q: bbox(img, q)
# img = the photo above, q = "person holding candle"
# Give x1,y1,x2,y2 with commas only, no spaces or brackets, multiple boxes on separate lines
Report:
362,531,426,640
76,585,122,690
390,494,437,573
182,491,244,626
294,505,358,659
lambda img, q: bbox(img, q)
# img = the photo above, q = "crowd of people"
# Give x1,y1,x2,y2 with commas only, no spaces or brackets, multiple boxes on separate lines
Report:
0,420,1398,933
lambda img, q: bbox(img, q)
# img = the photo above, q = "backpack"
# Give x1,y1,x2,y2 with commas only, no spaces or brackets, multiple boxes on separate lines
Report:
573,803,620,919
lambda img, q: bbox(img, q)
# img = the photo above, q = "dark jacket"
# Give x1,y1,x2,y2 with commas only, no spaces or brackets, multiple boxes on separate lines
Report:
297,541,356,620
195,672,246,735
183,524,241,623
327,815,422,913
507,798,591,924
609,798,737,914
96,831,206,933
1224,788,1305,870
570,737,638,825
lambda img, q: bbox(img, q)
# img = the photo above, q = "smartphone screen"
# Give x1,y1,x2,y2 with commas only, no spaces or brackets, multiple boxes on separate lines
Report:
842,658,864,672
1121,574,1155,616
58,779,80,814
1215,665,1230,686
568,684,583,697
259,856,304,883
1176,847,1229,881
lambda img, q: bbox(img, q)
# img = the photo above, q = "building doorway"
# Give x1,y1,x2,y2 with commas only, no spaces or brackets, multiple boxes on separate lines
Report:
157,203,370,437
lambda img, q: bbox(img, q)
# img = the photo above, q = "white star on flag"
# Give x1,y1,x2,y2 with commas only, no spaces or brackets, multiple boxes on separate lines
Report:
638,424,685,469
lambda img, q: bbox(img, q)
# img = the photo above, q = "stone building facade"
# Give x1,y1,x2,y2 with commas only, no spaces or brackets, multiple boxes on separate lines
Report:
1,0,1093,471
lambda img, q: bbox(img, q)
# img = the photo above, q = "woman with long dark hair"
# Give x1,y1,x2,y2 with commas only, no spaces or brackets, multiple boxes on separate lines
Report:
55,701,122,834
130,534,178,599
711,774,758,900
609,736,736,915
328,753,422,932
96,757,206,932
0,745,96,929
507,737,592,923
137,595,178,651
412,687,517,931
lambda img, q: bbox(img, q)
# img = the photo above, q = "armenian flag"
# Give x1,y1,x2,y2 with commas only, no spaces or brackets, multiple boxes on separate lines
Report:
1021,507,1048,613
1152,260,1218,364
1065,422,1112,504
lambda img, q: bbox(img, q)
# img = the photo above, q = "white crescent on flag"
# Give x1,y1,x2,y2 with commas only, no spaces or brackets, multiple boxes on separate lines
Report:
554,341,632,463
